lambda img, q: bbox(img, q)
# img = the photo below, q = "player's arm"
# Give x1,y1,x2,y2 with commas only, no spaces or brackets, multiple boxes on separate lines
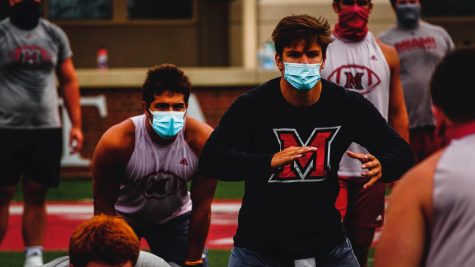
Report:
378,39,410,142
198,95,275,180
92,120,134,215
374,150,441,267
185,118,218,265
57,57,83,153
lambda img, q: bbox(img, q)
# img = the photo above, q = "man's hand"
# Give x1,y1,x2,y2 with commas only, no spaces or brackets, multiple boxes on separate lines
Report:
271,146,317,168
346,151,382,190
70,126,84,154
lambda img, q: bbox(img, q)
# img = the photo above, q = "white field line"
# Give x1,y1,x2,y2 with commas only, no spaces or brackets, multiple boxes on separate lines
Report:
208,237,234,245
8,202,241,215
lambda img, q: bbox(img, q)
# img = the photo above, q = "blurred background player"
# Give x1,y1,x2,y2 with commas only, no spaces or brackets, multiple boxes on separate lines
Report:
375,47,475,267
321,0,410,266
380,0,455,163
0,1,83,266
44,214,170,267
93,64,216,267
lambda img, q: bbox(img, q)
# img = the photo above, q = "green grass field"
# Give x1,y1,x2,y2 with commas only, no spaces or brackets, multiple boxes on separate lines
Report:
3,179,242,266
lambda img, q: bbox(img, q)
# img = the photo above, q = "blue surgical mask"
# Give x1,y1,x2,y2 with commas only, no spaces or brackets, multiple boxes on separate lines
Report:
149,110,186,139
283,61,322,91
396,3,421,29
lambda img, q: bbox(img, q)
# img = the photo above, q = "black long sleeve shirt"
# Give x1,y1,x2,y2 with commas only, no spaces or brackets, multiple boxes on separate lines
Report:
199,78,414,259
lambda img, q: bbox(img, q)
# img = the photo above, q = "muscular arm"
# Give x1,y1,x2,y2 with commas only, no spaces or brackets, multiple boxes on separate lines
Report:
378,39,410,142
185,118,218,263
374,150,442,267
92,120,134,215
57,58,83,153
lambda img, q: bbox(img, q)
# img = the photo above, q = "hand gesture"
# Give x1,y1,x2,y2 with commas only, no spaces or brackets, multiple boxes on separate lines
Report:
271,146,317,168
346,151,382,190
69,126,84,154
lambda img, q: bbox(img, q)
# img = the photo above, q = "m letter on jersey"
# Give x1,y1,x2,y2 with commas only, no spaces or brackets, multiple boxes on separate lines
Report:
269,127,340,183
327,64,381,95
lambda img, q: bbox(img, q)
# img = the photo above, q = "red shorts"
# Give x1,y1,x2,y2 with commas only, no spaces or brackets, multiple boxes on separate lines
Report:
335,176,386,229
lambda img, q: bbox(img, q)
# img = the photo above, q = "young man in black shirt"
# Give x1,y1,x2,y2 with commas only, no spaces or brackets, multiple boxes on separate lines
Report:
199,14,413,267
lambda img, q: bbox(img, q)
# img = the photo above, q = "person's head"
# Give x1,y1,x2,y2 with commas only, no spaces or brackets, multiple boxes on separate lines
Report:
69,215,140,267
431,48,475,124
332,0,373,41
8,0,42,30
272,15,332,91
142,64,191,140
332,0,373,12
390,0,422,29
272,14,332,61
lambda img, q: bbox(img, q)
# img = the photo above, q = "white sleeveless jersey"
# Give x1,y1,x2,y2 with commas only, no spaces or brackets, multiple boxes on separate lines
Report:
115,115,198,225
426,134,475,267
321,32,391,177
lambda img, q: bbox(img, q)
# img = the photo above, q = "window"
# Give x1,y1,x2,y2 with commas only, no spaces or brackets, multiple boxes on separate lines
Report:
128,0,193,20
422,0,475,16
47,0,112,20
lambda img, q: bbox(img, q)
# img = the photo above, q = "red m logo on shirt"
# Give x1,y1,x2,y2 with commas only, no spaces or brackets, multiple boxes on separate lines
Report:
269,127,340,183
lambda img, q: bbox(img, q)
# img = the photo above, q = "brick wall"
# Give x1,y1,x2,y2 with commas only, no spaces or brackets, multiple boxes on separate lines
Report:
62,85,254,178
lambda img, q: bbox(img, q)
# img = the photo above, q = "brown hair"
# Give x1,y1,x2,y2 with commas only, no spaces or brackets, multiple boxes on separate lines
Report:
69,215,140,267
143,63,191,106
272,15,332,60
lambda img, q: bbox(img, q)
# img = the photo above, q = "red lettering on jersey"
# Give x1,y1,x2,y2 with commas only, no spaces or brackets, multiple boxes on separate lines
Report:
269,127,340,183
394,37,438,53
327,64,381,95
344,72,364,89
12,45,52,66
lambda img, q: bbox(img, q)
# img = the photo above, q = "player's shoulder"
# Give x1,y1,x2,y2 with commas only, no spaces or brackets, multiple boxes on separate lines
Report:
39,18,62,30
98,118,136,151
0,18,11,36
379,25,399,40
250,77,281,99
421,21,448,34
136,251,170,267
321,79,362,105
398,148,445,189
185,116,213,138
184,116,213,154
376,37,397,54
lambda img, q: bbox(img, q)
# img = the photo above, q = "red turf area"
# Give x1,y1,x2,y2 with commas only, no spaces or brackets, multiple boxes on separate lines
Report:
0,201,239,251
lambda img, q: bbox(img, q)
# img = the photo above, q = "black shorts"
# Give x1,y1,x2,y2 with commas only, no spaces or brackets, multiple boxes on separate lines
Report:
0,128,63,188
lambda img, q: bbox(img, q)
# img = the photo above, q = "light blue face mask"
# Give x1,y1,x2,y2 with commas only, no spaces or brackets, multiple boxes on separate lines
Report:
149,110,186,139
396,3,421,29
283,61,322,91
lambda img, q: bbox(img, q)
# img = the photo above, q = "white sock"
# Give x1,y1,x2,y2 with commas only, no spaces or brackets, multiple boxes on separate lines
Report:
24,246,43,267
25,246,43,258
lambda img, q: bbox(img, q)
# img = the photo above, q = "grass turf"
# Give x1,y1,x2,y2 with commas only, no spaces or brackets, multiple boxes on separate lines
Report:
12,179,244,201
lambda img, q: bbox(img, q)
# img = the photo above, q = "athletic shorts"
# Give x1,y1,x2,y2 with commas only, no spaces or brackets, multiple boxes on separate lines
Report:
335,176,386,229
0,128,63,188
125,212,209,267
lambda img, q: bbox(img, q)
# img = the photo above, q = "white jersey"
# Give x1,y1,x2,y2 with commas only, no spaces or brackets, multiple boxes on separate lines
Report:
115,115,198,225
321,32,391,177
427,133,475,267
